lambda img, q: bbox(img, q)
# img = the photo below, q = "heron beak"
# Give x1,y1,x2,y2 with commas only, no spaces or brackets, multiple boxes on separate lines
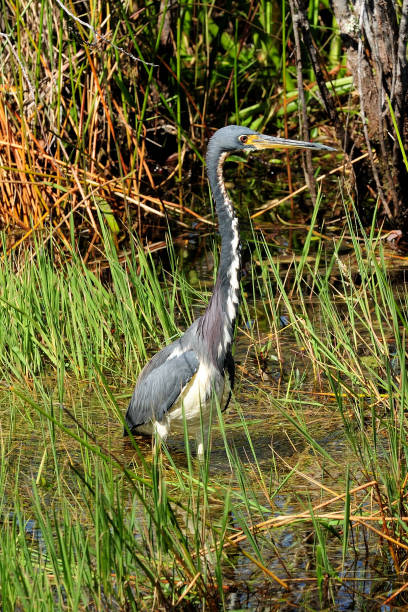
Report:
246,134,336,152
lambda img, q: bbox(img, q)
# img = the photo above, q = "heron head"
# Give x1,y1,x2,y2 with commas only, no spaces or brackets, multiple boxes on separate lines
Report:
208,125,335,154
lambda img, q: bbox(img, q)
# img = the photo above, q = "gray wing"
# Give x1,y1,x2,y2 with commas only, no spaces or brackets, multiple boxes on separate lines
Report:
125,349,199,433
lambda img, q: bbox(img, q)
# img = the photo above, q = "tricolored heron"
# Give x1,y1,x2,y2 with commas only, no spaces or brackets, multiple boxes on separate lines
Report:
124,125,334,458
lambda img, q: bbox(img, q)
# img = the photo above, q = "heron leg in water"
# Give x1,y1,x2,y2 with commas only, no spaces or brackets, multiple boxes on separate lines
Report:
196,396,217,461
152,420,169,455
196,426,209,461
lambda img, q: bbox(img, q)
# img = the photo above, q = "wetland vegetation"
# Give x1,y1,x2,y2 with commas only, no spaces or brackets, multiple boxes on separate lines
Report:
2,208,408,609
1,0,408,610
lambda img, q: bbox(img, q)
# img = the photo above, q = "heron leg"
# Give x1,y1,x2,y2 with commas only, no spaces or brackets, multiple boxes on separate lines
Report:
154,420,169,440
152,420,169,454
196,425,209,461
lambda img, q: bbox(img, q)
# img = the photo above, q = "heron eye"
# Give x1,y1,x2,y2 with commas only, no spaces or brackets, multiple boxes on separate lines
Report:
240,135,248,144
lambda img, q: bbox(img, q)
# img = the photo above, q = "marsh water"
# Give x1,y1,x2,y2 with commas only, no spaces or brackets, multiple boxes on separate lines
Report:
3,244,408,610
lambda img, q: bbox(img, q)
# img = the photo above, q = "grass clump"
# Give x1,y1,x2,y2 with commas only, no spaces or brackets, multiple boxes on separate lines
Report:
2,203,408,607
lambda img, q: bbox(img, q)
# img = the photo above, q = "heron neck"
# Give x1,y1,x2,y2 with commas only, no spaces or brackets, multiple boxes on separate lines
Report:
201,152,241,369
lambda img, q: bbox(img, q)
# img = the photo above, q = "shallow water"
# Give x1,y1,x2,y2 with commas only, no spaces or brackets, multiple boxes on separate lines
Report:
0,359,400,609
2,241,408,609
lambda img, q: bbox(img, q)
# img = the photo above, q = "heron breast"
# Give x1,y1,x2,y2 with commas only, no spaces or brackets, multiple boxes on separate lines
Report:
167,361,224,432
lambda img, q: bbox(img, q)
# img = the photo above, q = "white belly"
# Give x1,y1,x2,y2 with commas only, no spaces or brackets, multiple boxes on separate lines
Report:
168,361,224,434
134,362,225,440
